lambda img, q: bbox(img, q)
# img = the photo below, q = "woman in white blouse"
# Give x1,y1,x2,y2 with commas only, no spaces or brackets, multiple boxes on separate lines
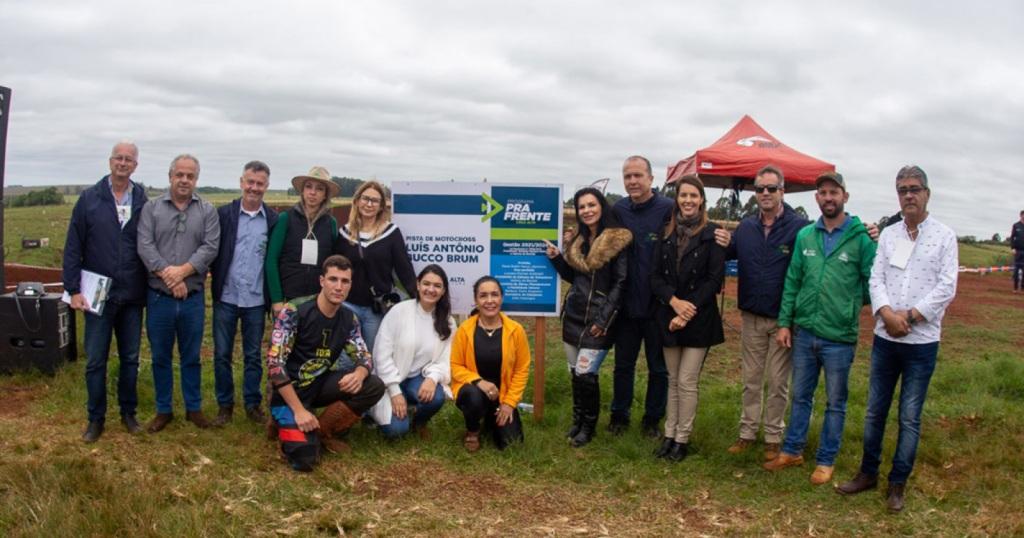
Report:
369,264,455,438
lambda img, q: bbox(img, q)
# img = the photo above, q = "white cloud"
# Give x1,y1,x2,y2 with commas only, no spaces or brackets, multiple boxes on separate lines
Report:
1,0,1022,236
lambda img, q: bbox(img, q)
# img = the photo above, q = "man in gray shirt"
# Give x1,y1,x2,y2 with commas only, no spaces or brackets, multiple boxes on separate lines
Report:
137,154,220,432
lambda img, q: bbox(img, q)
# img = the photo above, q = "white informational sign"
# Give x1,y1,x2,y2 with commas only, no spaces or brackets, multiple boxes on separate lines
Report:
392,182,563,316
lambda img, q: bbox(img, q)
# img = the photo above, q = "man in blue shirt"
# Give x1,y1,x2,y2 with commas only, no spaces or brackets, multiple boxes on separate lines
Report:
210,161,279,425
609,155,675,437
63,141,149,442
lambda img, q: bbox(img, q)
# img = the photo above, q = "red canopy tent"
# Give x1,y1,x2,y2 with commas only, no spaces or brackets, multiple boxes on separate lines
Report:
665,115,834,193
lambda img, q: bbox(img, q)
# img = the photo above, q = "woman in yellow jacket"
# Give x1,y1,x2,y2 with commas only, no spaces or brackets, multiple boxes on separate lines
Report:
450,276,531,452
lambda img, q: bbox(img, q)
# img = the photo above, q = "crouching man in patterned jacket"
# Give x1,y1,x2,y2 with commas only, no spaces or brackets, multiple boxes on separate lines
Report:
266,254,385,472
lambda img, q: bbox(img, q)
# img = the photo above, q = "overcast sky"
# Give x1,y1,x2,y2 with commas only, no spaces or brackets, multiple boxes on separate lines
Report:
2,1,1022,237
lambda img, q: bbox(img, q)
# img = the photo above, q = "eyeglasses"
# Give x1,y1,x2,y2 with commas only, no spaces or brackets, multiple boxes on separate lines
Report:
359,195,383,206
754,185,780,194
175,212,187,233
111,155,136,163
897,186,926,196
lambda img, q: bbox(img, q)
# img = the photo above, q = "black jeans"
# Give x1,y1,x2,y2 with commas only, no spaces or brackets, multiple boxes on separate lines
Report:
456,383,524,449
610,316,667,425
272,369,386,415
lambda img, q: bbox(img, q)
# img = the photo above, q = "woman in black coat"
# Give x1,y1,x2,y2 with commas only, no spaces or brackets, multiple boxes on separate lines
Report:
545,187,632,447
650,174,725,462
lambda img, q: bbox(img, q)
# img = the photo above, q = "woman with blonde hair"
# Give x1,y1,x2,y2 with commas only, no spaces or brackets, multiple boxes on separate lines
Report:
650,174,726,462
265,166,340,314
336,180,417,351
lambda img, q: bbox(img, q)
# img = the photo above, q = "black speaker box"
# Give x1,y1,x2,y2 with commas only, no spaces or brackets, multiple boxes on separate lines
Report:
0,293,77,375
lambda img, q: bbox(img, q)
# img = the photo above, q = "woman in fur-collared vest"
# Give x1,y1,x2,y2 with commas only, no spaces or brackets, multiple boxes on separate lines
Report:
545,187,632,447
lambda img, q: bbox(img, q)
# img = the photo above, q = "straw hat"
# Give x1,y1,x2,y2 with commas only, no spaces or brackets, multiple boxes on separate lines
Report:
291,166,340,198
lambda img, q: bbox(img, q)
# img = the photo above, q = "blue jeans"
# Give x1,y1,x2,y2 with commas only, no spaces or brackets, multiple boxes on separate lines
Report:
146,289,205,414
563,344,610,375
377,374,446,438
344,302,383,353
860,336,939,484
212,302,266,408
782,328,855,466
610,316,667,424
84,301,143,423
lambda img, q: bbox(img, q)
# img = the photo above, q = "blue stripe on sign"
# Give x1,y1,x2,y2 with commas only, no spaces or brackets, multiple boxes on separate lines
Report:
393,194,482,215
502,303,556,313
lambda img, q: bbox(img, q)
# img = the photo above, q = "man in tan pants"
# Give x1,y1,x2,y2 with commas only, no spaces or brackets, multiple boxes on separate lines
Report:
715,166,809,461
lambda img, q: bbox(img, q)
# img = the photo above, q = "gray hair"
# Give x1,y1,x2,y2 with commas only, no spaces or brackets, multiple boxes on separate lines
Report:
110,140,139,160
896,165,928,188
168,154,200,177
624,155,652,176
756,165,785,188
244,160,270,176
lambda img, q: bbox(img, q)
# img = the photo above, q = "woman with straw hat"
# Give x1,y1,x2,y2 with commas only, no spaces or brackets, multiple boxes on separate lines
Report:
265,166,341,315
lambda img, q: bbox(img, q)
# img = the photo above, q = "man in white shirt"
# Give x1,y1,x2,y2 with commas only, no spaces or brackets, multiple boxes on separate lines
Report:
836,165,958,512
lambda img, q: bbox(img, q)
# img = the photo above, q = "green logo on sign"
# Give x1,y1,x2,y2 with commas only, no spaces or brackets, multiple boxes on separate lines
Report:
480,193,504,222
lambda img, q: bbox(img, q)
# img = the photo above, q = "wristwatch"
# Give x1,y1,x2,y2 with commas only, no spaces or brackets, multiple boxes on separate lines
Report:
906,311,917,325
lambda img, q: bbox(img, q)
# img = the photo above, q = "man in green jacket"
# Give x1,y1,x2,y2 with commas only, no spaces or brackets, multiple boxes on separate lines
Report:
763,172,876,486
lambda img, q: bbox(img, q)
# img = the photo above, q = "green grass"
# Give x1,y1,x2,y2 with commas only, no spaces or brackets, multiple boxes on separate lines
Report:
958,242,1013,268
3,194,1024,535
0,281,1022,536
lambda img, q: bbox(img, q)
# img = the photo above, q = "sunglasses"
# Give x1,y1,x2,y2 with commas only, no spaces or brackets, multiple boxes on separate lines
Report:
175,211,187,233
897,186,926,196
754,185,780,194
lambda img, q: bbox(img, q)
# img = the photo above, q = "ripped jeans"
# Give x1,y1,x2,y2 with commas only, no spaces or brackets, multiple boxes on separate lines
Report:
564,344,610,375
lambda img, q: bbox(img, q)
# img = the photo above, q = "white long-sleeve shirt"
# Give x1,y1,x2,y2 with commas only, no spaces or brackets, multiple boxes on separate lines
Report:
372,299,453,397
869,216,958,344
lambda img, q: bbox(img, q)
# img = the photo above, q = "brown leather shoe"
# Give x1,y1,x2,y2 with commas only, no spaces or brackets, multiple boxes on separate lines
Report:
810,465,834,485
463,431,481,452
212,405,233,427
186,410,213,429
317,402,360,454
146,413,174,433
764,442,781,462
836,472,878,495
727,438,754,454
763,452,804,471
886,483,906,512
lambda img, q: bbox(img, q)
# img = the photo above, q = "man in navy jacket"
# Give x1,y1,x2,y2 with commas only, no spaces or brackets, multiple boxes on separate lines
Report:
608,155,675,437
210,161,279,425
63,141,149,442
716,166,809,461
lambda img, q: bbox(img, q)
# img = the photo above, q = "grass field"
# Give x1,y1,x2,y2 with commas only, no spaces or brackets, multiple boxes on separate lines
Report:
2,197,1023,536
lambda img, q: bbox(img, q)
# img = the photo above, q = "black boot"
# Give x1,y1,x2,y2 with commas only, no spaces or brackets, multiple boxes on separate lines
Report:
571,374,600,448
654,437,676,458
666,441,689,462
566,372,582,440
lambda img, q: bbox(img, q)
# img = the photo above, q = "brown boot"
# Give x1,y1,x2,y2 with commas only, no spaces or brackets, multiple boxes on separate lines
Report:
317,401,359,454
213,405,233,427
836,472,878,495
764,442,781,462
727,438,754,454
763,452,805,471
186,410,213,429
146,413,174,434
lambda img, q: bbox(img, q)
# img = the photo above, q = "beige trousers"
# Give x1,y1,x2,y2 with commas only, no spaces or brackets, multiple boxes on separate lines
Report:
738,311,793,443
663,346,708,443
